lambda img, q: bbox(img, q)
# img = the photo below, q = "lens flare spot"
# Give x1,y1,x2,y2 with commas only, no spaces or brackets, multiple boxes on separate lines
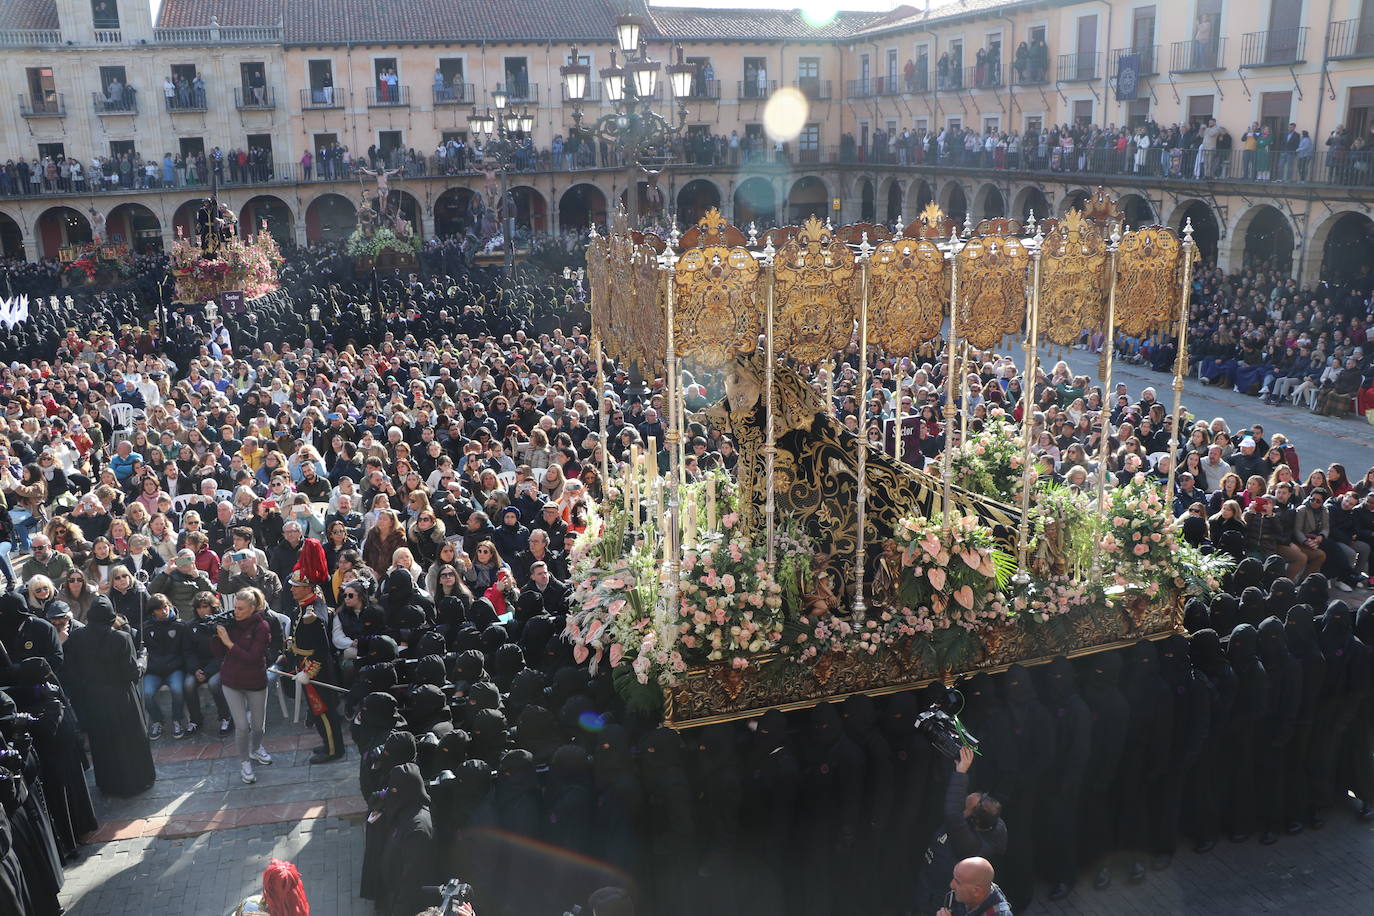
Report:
800,2,838,28
578,710,607,732
764,88,809,144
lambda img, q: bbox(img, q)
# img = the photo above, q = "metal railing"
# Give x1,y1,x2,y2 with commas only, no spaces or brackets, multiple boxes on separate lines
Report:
1110,45,1159,76
962,63,1004,89
235,87,275,110
846,78,875,98
1057,51,1101,81
152,25,283,44
435,83,476,105
366,85,410,106
0,29,61,46
738,80,776,100
795,78,832,100
503,82,539,103
92,89,137,114
1010,57,1052,85
301,87,344,109
1240,27,1308,66
1327,18,1374,59
19,93,65,117
165,89,208,112
1170,37,1226,72
680,79,720,101
935,66,964,89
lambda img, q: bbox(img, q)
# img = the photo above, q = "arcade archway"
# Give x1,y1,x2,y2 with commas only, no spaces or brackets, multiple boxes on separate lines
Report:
787,176,829,223
105,203,162,254
239,196,293,242
1318,211,1374,285
1119,194,1155,228
1238,205,1294,274
675,180,720,227
35,206,92,259
305,194,358,246
1015,187,1051,222
0,213,22,260
510,187,547,233
734,177,776,227
434,187,478,238
859,179,876,222
559,184,607,233
1176,200,1219,263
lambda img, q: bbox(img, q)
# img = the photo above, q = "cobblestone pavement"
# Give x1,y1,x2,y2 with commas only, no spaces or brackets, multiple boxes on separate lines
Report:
1036,801,1374,915
60,698,371,916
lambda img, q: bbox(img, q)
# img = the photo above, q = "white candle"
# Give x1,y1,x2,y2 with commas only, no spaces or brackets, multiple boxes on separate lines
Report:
654,475,666,545
683,489,697,546
706,477,717,532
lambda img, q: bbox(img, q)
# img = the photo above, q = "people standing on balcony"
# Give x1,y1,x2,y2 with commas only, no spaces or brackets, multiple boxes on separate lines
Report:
1030,34,1049,81
937,52,950,90
193,73,205,109
107,77,125,109
1326,126,1348,182
301,150,312,182
163,76,175,110
1241,124,1259,180
1197,119,1221,179
1256,126,1274,181
1297,131,1314,181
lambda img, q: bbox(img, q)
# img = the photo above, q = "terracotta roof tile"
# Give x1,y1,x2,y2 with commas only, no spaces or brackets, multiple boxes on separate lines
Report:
0,0,60,31
646,7,885,42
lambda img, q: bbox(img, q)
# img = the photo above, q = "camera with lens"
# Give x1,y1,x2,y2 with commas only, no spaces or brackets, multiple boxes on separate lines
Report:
914,690,979,761
424,878,474,914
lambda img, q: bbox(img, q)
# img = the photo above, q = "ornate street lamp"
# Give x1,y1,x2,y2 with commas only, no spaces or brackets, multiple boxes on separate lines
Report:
561,18,693,232
469,89,533,273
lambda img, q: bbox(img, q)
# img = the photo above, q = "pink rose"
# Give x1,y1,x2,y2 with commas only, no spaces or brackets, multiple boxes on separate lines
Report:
1133,543,1148,556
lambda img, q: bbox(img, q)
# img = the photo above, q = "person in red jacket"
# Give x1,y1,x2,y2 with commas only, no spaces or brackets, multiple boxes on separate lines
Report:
213,585,273,784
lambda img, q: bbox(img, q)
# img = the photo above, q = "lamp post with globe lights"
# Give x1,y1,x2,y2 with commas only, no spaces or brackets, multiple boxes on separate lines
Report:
560,15,697,232
468,88,534,273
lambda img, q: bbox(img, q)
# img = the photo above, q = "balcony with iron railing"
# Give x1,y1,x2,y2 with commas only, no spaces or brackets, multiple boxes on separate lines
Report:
19,93,65,117
1109,45,1159,76
367,85,410,107
435,83,476,105
738,79,777,100
301,87,344,109
794,78,832,100
1240,27,1308,66
1057,51,1101,81
846,77,875,98
962,63,1004,89
235,87,275,110
92,89,137,115
165,88,208,113
1010,54,1052,85
1171,36,1226,71
502,82,539,104
1327,19,1374,59
680,79,720,101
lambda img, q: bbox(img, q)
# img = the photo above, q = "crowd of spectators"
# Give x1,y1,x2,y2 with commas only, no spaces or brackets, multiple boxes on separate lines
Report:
0,224,1370,915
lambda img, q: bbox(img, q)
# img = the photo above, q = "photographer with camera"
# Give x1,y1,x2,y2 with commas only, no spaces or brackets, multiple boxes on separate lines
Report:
915,746,1007,915
186,592,233,737
213,587,273,785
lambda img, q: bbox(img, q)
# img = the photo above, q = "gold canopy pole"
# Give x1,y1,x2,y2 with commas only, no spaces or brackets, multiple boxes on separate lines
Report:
1165,220,1197,505
942,228,962,528
661,242,681,614
1091,227,1122,583
959,340,970,446
763,240,778,575
853,234,873,620
1016,225,1044,572
1095,229,1123,510
594,337,611,505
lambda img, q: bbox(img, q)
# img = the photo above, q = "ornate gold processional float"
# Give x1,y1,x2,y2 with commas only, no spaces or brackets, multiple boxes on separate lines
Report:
570,191,1226,728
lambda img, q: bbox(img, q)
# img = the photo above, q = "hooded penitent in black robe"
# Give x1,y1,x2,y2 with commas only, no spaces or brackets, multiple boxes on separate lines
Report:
799,702,864,916
0,593,98,853
1348,599,1374,817
377,762,439,916
1311,601,1360,810
1284,603,1326,828
1077,651,1129,888
61,597,156,799
689,723,743,916
1185,629,1235,849
840,695,893,916
0,692,62,916
1256,616,1301,840
740,709,800,916
592,723,643,879
1150,635,1211,862
1224,624,1268,840
641,726,697,916
1034,656,1093,894
1114,641,1172,883
360,731,416,902
998,664,1053,909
